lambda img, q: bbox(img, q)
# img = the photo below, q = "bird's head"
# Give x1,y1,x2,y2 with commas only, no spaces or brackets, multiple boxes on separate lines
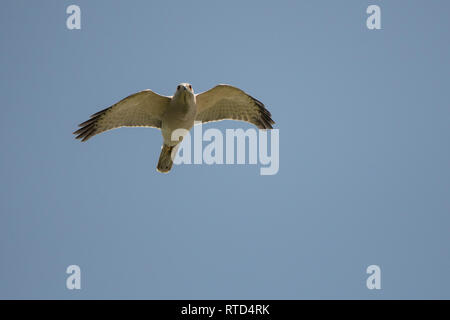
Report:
174,83,195,99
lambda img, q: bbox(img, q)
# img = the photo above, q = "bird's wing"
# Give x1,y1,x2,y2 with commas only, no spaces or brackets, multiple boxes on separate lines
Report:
74,90,171,141
195,84,275,129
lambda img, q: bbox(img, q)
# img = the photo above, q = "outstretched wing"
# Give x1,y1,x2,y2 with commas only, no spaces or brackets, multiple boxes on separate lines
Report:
74,90,171,141
195,84,274,129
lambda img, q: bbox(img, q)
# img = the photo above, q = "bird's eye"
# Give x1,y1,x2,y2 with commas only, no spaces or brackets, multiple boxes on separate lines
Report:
188,85,192,90
177,85,181,90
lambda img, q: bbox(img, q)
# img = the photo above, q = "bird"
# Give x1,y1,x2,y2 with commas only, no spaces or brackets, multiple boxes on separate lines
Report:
73,83,275,173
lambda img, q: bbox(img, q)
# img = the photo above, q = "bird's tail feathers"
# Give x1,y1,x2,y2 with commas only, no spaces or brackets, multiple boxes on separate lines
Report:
157,144,176,173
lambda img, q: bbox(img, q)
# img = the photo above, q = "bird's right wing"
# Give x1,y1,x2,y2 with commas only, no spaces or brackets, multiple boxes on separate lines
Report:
195,84,274,129
74,90,171,141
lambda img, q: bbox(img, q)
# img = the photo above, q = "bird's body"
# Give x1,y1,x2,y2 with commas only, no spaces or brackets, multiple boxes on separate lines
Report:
161,83,197,147
74,83,274,173
158,83,197,172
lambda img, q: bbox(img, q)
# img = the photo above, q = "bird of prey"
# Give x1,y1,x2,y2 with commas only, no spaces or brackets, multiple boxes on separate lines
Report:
73,83,275,173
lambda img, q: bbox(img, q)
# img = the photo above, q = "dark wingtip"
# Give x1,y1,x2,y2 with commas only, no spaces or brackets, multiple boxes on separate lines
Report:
250,95,275,130
73,106,112,142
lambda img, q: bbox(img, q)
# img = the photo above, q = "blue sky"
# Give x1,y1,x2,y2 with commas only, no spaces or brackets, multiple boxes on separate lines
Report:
1,0,449,299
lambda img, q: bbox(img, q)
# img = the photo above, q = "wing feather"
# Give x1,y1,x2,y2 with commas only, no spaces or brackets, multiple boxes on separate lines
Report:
195,85,275,129
74,90,170,141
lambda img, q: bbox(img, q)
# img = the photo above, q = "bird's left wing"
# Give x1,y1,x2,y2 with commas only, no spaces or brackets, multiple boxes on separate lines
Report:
74,90,171,141
195,84,274,129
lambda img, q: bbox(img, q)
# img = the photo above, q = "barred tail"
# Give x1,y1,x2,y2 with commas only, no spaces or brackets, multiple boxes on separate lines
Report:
157,144,175,173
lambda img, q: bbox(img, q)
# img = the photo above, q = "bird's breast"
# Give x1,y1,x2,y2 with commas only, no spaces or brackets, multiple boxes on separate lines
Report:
161,99,197,145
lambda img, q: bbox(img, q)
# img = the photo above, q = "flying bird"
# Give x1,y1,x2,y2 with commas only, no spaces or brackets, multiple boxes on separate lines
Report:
73,83,275,173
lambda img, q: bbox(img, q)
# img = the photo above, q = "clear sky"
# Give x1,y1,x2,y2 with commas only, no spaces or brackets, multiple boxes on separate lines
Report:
1,0,449,299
